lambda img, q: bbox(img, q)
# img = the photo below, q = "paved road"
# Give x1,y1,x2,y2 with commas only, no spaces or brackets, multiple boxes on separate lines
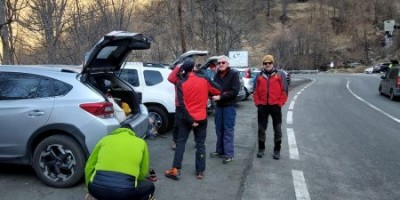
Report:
0,80,276,200
242,73,400,200
2,73,399,200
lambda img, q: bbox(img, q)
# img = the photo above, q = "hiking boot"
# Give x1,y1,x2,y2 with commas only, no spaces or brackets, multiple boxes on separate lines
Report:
209,152,223,158
148,194,156,200
148,168,158,182
164,167,180,180
273,151,280,160
256,150,265,158
196,172,204,179
222,157,233,164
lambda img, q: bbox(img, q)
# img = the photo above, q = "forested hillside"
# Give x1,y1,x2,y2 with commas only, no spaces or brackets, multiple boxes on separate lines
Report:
0,0,399,70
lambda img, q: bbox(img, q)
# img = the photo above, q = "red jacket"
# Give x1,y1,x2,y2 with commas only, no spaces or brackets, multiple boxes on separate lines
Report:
177,72,221,123
168,65,181,85
253,69,288,107
168,65,181,106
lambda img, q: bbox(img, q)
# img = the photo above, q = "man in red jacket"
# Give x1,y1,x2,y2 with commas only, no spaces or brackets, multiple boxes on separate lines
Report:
165,58,221,180
253,54,288,160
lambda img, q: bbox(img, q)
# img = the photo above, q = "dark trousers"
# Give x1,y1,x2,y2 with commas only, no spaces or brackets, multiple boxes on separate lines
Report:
257,104,282,151
214,105,236,158
172,106,182,143
88,179,154,200
172,119,207,173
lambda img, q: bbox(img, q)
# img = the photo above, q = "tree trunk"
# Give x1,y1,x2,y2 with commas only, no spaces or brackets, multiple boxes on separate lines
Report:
0,0,15,64
214,2,219,54
178,0,186,53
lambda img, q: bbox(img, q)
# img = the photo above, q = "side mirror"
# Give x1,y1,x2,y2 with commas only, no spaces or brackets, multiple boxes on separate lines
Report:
380,75,385,79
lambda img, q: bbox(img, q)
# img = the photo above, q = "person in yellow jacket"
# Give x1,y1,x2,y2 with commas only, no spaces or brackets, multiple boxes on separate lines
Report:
85,128,155,200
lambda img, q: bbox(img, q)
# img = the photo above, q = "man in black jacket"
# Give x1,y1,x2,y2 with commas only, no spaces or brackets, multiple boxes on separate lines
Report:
210,55,240,164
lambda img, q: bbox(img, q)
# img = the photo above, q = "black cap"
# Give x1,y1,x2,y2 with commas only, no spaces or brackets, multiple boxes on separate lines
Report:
181,58,195,72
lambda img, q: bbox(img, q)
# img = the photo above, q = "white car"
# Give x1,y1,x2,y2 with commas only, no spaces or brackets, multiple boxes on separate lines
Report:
364,67,374,74
233,67,254,99
117,62,175,134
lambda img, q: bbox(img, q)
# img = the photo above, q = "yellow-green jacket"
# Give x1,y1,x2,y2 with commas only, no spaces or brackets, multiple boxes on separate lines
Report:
85,128,149,187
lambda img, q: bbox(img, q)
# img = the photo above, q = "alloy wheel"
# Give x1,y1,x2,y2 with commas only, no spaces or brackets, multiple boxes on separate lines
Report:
38,144,76,182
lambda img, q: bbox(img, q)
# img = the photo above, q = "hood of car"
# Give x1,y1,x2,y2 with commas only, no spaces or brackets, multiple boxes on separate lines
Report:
170,50,208,68
82,31,152,74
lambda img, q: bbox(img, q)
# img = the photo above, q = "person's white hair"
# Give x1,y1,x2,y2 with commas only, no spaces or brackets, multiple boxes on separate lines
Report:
218,55,230,64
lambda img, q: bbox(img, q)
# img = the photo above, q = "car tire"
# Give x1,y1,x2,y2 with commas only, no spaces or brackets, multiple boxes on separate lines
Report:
389,89,397,101
148,105,169,134
379,85,384,95
32,135,85,188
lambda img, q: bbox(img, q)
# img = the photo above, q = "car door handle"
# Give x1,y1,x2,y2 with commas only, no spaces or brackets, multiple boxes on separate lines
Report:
28,110,45,117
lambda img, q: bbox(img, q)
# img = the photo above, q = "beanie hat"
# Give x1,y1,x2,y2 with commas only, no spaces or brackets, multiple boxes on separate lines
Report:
262,55,274,64
180,58,195,72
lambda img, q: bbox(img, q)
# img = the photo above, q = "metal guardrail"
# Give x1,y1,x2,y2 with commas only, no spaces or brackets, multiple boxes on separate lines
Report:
288,70,319,74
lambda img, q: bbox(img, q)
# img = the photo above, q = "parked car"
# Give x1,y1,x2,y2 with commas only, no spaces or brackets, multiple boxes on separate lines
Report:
0,31,151,188
281,69,291,85
376,63,391,73
364,67,374,74
379,65,400,100
233,68,254,99
116,62,175,134
117,50,209,133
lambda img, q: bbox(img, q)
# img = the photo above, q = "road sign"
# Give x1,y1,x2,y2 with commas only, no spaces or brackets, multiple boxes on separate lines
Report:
229,51,248,67
384,20,395,35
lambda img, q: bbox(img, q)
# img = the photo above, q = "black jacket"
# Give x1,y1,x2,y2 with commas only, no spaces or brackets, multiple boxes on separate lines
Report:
213,68,240,107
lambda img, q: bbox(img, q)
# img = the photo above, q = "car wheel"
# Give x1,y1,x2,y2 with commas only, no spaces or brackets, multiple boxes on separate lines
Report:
148,105,169,134
32,135,85,188
379,85,384,95
389,89,397,101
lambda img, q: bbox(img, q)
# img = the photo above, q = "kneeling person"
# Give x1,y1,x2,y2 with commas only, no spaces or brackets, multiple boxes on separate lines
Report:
85,128,155,200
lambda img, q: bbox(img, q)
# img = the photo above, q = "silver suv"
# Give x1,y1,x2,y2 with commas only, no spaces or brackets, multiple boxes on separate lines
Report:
0,31,151,188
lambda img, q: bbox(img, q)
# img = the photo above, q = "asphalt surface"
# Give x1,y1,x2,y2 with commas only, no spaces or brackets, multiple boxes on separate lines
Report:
146,76,309,200
0,78,305,200
2,73,399,200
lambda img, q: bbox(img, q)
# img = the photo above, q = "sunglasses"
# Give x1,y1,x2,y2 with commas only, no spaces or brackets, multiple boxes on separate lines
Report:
263,62,273,65
217,61,226,65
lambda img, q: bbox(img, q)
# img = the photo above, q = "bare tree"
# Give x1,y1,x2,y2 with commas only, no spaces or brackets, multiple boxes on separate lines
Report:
177,0,187,53
280,0,292,24
0,0,25,64
17,0,71,64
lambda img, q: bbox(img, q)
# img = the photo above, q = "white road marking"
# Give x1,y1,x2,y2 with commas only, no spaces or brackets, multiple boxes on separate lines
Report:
287,111,293,124
289,100,295,110
287,128,299,160
293,94,299,100
346,79,400,124
292,170,311,200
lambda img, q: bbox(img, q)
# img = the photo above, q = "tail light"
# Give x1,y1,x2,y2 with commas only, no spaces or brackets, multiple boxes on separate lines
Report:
397,77,400,87
245,69,251,78
80,102,114,118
